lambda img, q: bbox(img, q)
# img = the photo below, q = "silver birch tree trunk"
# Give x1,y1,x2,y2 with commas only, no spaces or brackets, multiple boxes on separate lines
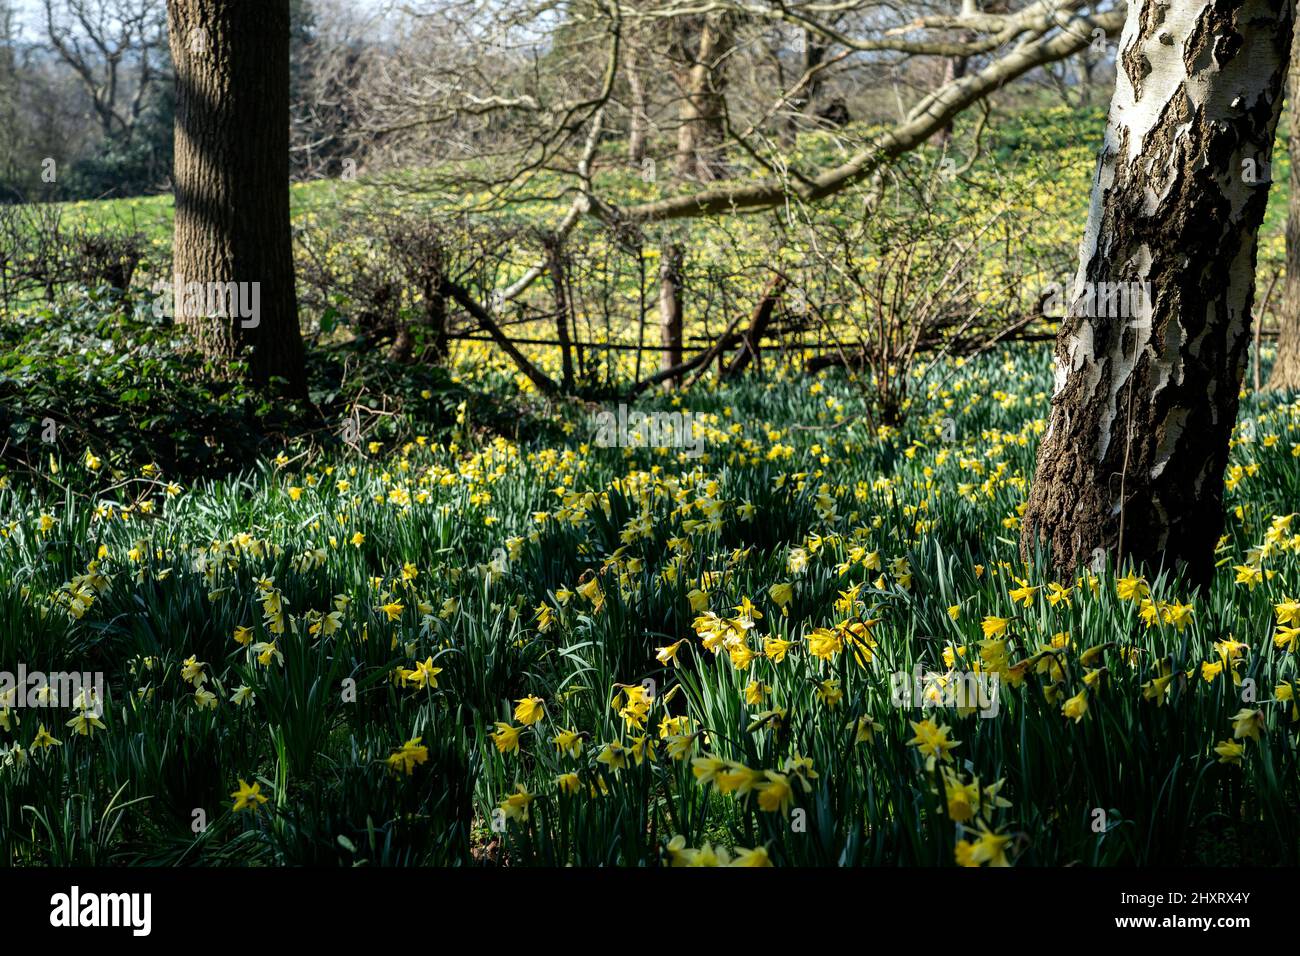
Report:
1020,0,1293,588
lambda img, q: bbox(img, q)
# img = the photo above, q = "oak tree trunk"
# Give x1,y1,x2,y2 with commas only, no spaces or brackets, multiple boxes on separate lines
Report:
1020,0,1292,589
1267,22,1300,390
167,0,307,396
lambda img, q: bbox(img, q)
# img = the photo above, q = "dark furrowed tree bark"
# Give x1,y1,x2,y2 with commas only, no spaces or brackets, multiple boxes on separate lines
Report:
1020,0,1293,589
1267,21,1300,391
166,0,307,397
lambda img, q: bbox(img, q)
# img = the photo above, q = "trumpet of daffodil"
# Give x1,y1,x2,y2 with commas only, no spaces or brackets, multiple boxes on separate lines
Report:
730,846,773,867
555,772,581,795
768,582,793,611
848,716,883,744
513,695,545,725
491,722,522,754
628,735,657,765
1233,563,1263,588
1142,666,1175,706
231,779,269,812
1276,682,1298,722
576,576,604,610
233,625,254,647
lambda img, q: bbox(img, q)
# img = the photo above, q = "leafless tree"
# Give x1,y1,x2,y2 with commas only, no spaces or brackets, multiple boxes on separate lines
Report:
42,0,167,144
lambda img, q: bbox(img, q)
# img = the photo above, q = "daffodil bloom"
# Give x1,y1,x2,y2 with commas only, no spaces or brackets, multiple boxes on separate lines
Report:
32,723,61,750
1061,688,1088,723
656,640,685,666
1214,739,1245,765
730,846,773,867
513,695,545,725
816,679,843,708
806,627,843,660
1276,682,1298,722
691,755,727,788
981,615,1011,639
907,719,960,768
1142,667,1175,705
755,771,794,814
65,711,106,737
386,736,429,775
1275,626,1300,653
596,741,627,771
1008,577,1038,607
764,635,792,662
555,772,581,795
377,601,404,622
1275,598,1300,627
491,722,523,754
1231,708,1265,742
180,655,206,686
955,826,1011,867
551,729,583,758
253,641,283,668
231,779,269,812
1116,573,1149,602
499,785,534,822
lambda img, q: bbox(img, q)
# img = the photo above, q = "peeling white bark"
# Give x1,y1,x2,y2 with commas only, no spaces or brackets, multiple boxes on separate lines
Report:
1023,0,1292,585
